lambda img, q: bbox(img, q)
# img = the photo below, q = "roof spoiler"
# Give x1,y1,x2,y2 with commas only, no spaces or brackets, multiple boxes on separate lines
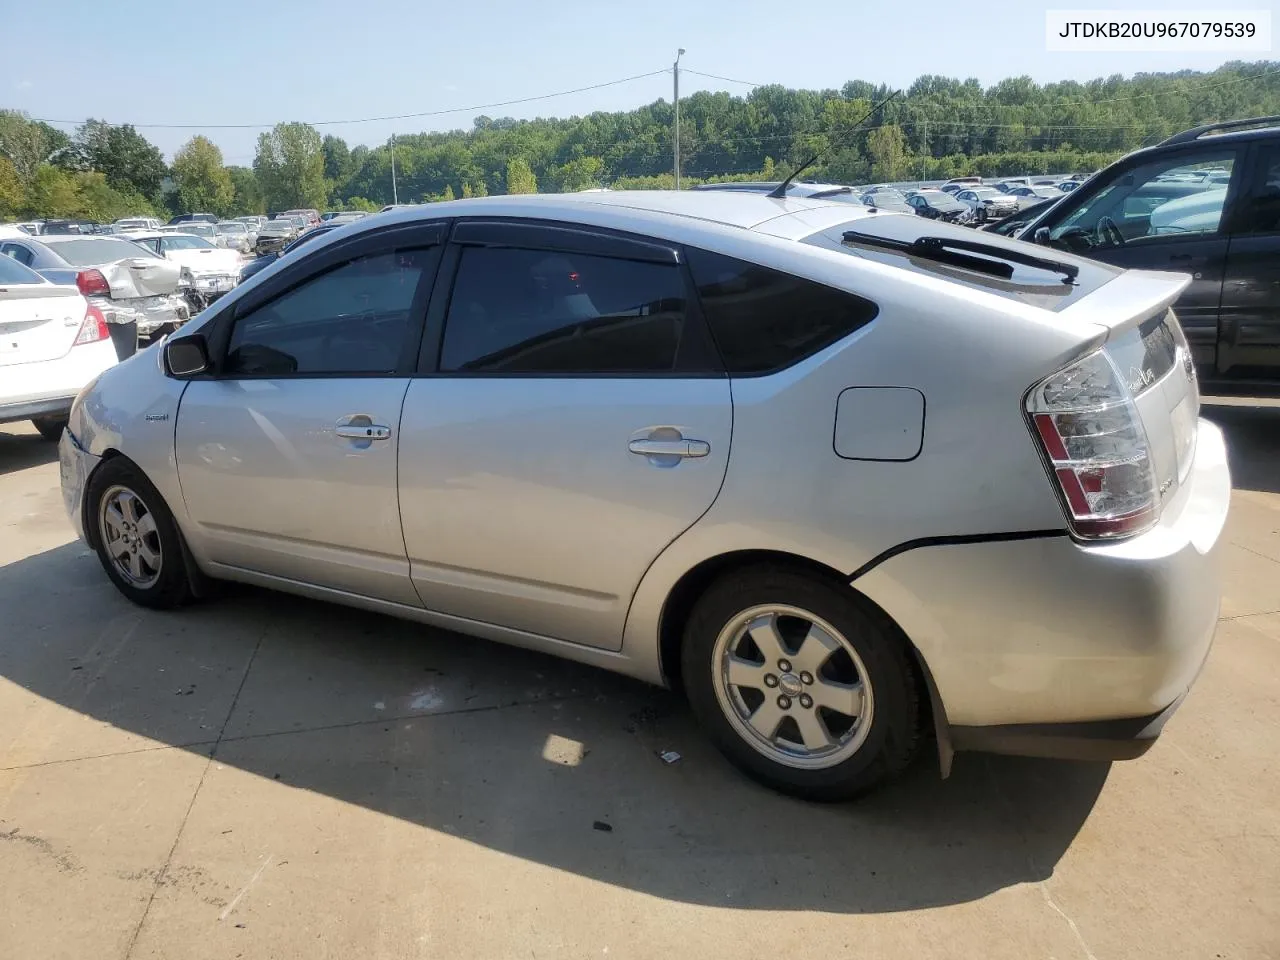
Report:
1160,115,1280,146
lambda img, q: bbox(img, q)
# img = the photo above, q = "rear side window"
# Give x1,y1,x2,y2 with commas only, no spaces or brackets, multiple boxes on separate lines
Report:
0,251,43,283
686,248,878,375
440,246,687,374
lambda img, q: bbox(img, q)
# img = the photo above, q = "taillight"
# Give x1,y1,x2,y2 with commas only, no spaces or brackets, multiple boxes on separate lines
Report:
73,305,110,346
76,269,110,297
1025,350,1158,540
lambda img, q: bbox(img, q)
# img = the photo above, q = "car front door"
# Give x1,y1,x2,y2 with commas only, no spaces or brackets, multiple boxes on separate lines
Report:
397,220,732,651
1038,146,1244,373
1218,141,1280,378
174,223,445,605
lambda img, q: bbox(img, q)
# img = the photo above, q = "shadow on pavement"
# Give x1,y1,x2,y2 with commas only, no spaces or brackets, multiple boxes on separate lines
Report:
0,541,1108,914
1202,400,1280,495
0,428,58,478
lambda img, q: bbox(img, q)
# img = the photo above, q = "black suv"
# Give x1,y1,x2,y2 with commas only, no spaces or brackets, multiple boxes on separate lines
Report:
1024,116,1280,389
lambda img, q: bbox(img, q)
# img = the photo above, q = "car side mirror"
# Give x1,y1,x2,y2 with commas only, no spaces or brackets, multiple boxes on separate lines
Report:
1032,227,1051,245
165,333,211,378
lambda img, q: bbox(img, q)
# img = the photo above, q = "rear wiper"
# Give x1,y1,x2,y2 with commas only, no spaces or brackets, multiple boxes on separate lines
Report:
842,230,1080,285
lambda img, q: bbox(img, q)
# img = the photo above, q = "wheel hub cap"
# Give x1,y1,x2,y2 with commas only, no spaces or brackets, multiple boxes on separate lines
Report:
778,673,803,697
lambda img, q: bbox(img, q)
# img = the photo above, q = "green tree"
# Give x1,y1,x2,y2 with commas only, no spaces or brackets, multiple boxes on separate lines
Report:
867,124,909,182
0,157,21,217
227,166,265,215
254,122,327,211
321,135,353,182
172,136,234,214
552,155,604,192
505,157,537,194
0,111,66,187
28,165,80,217
73,120,167,199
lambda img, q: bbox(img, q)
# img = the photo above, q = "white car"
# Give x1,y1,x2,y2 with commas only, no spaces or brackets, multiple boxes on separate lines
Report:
114,217,164,232
159,222,227,248
0,255,117,440
125,232,243,299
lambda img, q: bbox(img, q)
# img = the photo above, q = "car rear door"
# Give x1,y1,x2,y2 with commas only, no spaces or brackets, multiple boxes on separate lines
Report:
1218,140,1280,379
397,220,731,651
174,222,445,604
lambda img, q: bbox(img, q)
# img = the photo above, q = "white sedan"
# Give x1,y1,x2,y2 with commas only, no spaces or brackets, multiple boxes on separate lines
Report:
0,254,117,440
124,232,244,299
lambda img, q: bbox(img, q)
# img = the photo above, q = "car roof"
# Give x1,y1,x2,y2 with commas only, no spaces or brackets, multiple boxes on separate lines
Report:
372,190,872,232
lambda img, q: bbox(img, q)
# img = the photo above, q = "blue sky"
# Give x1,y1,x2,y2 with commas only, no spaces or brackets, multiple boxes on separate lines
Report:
0,0,1260,162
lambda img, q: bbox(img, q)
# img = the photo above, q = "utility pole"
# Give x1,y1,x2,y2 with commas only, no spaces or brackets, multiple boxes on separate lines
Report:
673,48,685,189
390,132,399,204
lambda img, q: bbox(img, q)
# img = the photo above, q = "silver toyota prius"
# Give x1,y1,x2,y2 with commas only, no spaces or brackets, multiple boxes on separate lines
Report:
58,191,1230,800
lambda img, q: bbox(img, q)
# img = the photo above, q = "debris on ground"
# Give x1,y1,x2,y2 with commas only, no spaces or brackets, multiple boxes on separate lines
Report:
592,821,613,833
657,750,681,764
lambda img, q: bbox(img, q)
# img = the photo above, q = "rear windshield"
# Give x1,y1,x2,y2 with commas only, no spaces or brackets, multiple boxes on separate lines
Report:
167,235,216,249
0,255,45,284
804,214,1119,311
42,237,161,266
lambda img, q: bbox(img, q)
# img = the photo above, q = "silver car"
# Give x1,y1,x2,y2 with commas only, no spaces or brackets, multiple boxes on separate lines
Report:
215,220,253,254
58,192,1229,800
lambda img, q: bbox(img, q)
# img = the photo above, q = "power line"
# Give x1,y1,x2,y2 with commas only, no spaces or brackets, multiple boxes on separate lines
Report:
27,69,670,130
682,68,765,88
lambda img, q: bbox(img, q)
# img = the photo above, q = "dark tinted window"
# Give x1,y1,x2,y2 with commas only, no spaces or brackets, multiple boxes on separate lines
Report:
225,249,433,376
1,243,34,267
686,248,878,375
440,246,686,374
1237,144,1280,234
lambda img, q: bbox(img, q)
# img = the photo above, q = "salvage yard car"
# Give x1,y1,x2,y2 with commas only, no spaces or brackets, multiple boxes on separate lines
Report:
0,254,118,440
123,231,243,301
0,233,187,356
1023,116,1280,390
253,217,300,254
59,191,1228,801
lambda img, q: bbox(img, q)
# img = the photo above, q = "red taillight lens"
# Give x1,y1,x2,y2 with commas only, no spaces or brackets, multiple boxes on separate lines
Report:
76,269,110,297
1026,350,1158,540
73,305,110,346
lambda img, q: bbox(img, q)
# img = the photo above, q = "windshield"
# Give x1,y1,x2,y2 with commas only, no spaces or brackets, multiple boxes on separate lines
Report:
42,237,161,265
971,188,1002,199
166,235,217,250
216,222,247,233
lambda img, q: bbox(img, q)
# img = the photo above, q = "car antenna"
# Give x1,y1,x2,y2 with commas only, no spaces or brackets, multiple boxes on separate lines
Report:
767,89,903,200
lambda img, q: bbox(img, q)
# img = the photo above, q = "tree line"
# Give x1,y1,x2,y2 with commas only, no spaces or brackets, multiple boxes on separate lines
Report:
2,60,1277,222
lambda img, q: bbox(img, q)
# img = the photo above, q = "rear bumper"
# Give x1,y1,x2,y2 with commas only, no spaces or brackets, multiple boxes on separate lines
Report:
856,419,1230,751
950,690,1188,762
0,340,118,425
0,396,74,423
97,294,189,336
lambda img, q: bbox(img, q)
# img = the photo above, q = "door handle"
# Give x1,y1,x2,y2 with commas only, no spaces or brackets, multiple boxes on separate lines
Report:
335,415,391,441
628,438,710,458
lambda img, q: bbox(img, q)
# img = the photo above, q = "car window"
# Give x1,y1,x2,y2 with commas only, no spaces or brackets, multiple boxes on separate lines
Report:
440,246,687,374
1235,144,1280,235
225,248,434,376
0,250,43,282
42,237,161,265
1,242,34,266
687,247,878,375
1049,151,1238,250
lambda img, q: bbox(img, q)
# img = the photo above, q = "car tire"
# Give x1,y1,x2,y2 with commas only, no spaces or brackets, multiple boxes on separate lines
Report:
681,565,922,801
86,458,194,609
30,415,68,442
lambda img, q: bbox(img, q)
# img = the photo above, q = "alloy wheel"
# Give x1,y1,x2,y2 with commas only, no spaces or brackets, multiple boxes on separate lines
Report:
711,604,874,770
97,484,163,589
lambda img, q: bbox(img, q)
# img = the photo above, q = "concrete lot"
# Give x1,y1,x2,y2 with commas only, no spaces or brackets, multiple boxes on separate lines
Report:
1,401,1277,960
